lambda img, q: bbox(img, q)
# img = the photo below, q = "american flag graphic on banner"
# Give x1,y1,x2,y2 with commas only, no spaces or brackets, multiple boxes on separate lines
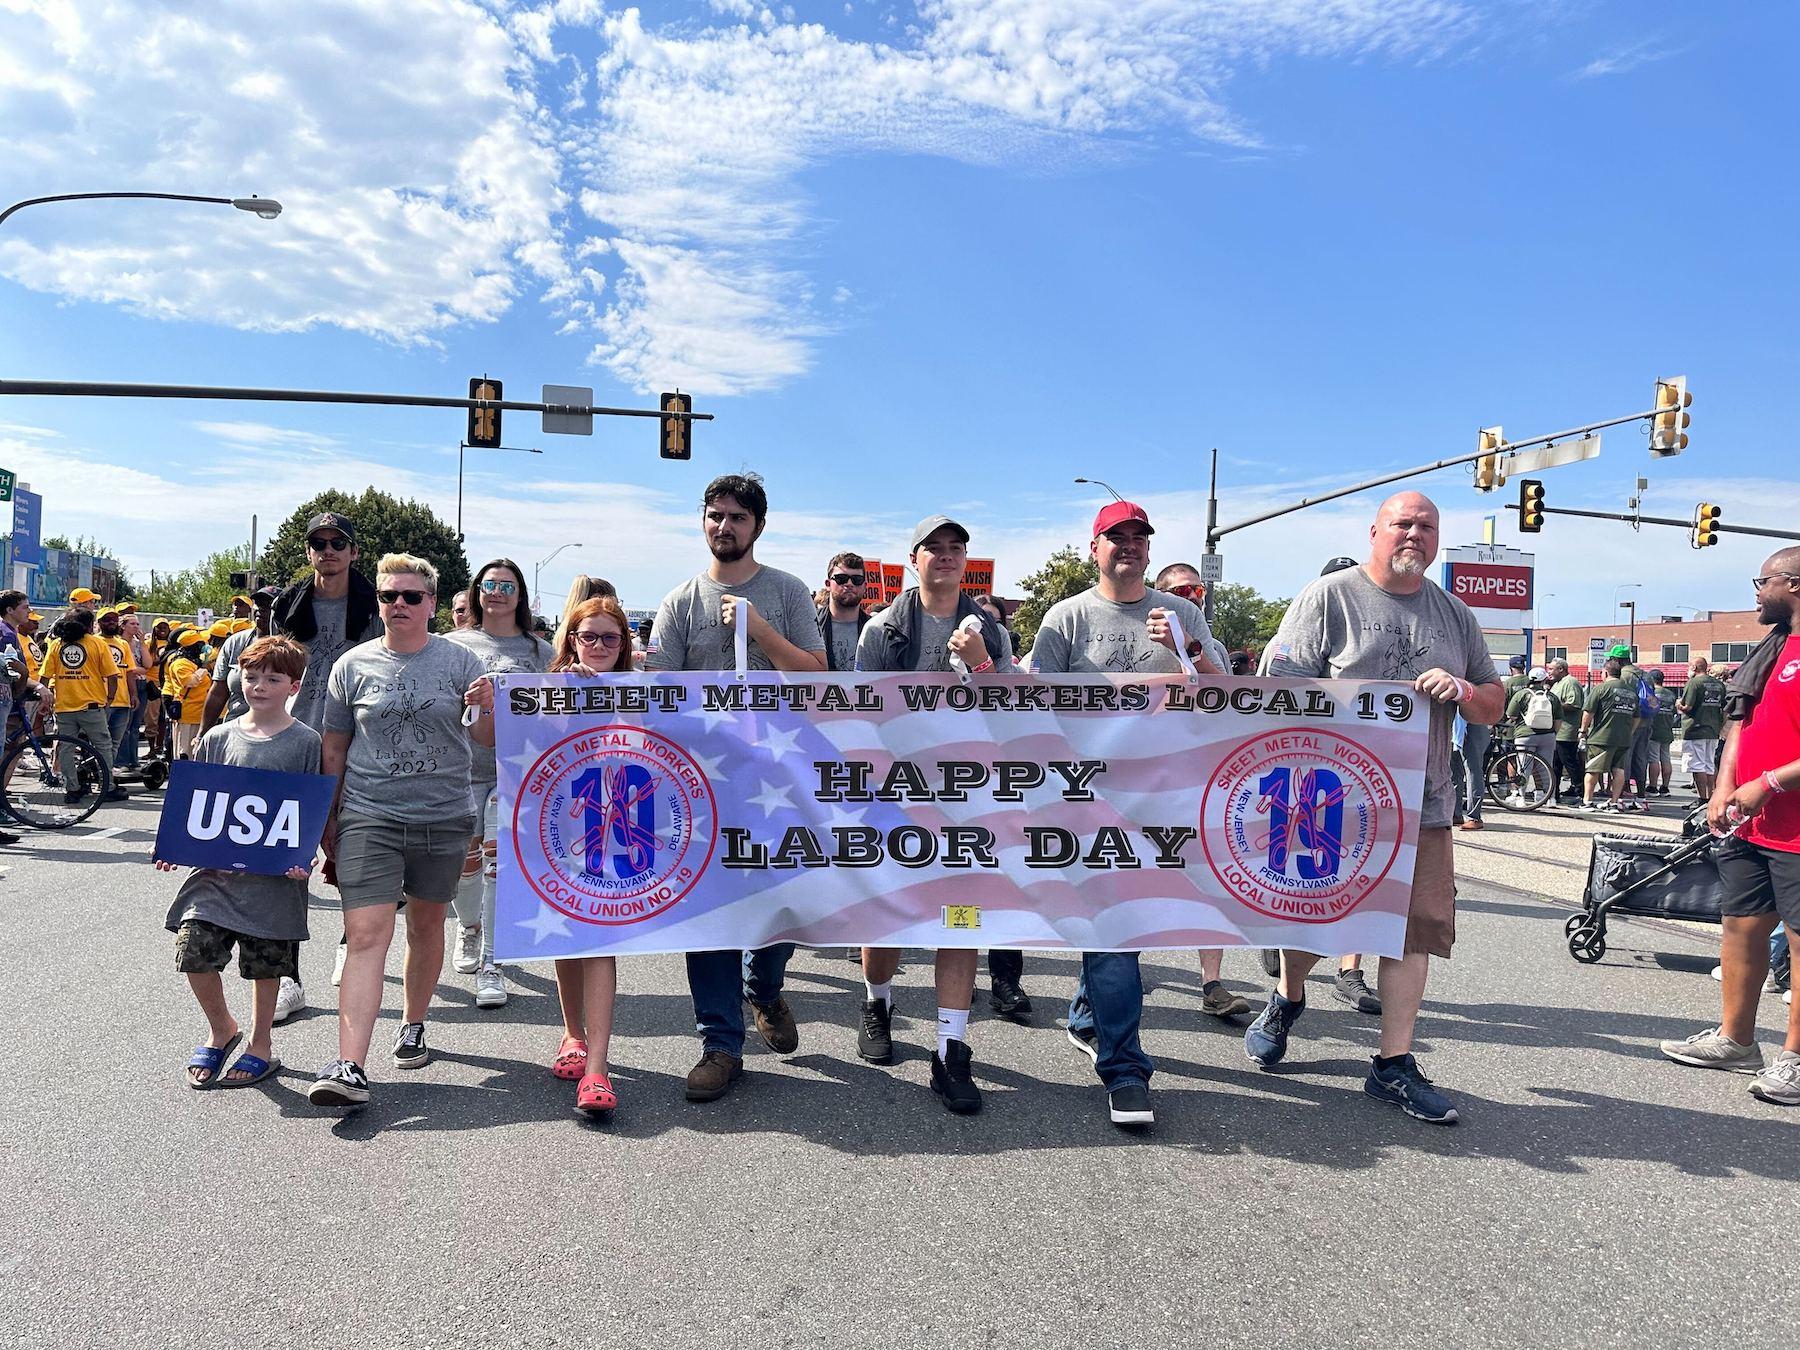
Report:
492,672,1429,962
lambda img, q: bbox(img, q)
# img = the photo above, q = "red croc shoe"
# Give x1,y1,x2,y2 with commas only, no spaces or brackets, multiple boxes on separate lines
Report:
576,1070,617,1116
552,1036,589,1081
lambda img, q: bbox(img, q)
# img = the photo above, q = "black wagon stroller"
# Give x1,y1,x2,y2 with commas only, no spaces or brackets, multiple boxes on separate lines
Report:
1565,811,1742,963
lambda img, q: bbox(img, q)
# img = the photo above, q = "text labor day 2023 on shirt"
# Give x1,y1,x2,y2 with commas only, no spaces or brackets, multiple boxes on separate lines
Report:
491,673,1428,962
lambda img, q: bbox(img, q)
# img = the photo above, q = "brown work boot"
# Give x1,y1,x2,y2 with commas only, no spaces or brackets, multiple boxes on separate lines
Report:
750,997,800,1054
684,1050,743,1102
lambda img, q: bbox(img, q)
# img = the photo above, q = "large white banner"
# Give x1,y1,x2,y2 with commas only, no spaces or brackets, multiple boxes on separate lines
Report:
493,673,1428,961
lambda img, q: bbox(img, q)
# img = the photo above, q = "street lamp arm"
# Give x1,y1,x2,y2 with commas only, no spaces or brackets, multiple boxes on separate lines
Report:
0,191,280,228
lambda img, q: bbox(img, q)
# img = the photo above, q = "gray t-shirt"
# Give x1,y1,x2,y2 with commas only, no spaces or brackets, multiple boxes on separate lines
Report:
1030,587,1215,677
856,605,1018,674
288,593,383,733
447,627,551,793
212,626,257,719
648,566,826,672
829,619,861,672
163,718,324,941
1260,566,1499,829
324,636,488,825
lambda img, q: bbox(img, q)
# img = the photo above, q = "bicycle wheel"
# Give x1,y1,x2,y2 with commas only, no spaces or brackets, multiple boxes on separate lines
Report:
1487,749,1554,812
1,733,108,829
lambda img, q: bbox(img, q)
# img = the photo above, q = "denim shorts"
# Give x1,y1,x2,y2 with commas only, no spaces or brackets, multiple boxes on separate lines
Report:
334,811,475,910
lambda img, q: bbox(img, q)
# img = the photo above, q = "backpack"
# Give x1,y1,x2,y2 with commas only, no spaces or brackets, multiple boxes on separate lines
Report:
1525,688,1555,731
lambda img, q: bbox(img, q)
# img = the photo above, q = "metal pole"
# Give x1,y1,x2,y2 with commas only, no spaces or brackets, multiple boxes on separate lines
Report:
249,514,258,592
457,442,465,545
0,378,713,423
1203,447,1219,625
1506,503,1800,542
1624,601,1637,657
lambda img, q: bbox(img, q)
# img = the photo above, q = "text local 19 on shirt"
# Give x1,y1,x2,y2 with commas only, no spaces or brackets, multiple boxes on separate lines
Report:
490,671,1431,963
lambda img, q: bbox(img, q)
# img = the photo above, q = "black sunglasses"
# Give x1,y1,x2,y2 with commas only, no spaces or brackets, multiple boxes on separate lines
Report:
308,535,351,552
829,573,864,586
377,588,431,606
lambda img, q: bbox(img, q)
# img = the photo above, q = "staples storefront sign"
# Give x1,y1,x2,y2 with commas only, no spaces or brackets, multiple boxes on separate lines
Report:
1446,562,1533,610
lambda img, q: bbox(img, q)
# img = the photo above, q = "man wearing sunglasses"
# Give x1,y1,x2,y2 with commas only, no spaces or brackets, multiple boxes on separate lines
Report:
270,512,384,1022
816,551,870,672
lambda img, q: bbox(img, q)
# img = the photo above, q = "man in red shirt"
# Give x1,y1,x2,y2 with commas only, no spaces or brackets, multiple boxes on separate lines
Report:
1661,548,1800,1105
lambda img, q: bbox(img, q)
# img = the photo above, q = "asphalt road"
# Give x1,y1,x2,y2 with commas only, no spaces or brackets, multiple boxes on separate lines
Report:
3,793,1795,1350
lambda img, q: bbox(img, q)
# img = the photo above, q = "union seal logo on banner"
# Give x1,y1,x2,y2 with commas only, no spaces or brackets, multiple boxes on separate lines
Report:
514,724,718,925
1200,728,1404,923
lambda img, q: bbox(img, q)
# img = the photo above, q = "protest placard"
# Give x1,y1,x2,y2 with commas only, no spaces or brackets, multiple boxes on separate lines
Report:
153,759,335,877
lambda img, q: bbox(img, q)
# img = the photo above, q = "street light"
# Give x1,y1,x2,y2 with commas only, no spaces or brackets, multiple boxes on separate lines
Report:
1613,583,1642,655
0,191,283,228
535,543,583,598
1539,593,1555,662
457,441,542,543
1074,477,1125,503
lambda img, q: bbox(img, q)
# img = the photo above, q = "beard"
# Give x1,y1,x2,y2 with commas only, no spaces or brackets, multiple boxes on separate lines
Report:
1390,551,1426,577
708,535,750,564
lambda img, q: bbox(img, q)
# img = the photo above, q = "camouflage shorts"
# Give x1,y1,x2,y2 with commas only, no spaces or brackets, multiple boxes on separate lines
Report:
174,919,299,981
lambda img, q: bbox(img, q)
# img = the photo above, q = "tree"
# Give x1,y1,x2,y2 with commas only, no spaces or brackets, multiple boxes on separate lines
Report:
1012,546,1099,650
260,488,469,603
1206,582,1291,655
135,547,253,616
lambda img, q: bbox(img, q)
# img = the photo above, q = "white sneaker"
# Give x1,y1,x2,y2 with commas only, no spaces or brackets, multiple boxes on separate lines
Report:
453,924,481,974
331,941,348,987
1711,964,1723,982
273,977,306,1024
474,962,509,1009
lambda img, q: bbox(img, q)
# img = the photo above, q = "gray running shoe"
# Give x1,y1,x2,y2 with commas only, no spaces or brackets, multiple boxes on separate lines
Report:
1200,980,1252,1019
1659,1027,1762,1072
1749,1050,1800,1105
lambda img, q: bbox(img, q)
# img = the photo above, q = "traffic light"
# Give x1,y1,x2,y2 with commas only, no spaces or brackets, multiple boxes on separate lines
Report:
1651,375,1691,456
1517,478,1545,533
1473,426,1504,492
1691,501,1721,548
468,376,502,449
660,391,692,461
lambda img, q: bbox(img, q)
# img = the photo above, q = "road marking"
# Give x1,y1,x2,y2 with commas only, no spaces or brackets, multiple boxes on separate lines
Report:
84,827,125,841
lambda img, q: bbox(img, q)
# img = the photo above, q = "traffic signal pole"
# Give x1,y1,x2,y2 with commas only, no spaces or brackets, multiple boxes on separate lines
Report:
1502,503,1800,542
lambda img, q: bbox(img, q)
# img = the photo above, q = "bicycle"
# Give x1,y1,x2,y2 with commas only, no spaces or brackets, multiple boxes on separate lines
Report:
1482,719,1554,813
1,704,111,829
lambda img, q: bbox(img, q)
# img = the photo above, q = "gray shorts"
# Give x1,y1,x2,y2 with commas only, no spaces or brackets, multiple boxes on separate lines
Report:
335,811,475,910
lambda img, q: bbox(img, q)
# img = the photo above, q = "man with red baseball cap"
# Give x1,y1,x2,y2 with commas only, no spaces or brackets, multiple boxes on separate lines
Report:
1032,498,1220,1128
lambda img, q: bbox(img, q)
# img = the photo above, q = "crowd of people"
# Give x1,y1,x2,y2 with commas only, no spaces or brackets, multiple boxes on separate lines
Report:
13,487,1798,1124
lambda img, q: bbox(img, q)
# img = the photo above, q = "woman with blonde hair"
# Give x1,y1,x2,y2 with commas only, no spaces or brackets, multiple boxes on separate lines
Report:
545,593,634,1116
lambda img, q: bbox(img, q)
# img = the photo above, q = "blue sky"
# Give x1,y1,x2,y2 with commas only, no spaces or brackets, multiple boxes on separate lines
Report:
1,0,1794,627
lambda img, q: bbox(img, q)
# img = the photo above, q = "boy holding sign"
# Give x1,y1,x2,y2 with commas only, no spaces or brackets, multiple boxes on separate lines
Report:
158,637,322,1089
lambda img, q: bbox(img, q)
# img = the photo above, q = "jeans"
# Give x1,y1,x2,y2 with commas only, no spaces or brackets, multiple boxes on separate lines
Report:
117,696,144,768
1458,722,1492,821
1628,723,1653,793
1554,738,1584,796
107,706,133,765
451,789,501,965
57,706,113,787
686,944,795,1056
1067,952,1154,1091
988,950,1023,984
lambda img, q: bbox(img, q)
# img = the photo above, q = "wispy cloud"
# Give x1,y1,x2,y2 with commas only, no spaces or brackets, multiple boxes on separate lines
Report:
1573,36,1681,80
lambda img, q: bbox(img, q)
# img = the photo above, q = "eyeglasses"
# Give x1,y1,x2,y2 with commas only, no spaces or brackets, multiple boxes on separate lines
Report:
1752,573,1798,589
1163,582,1201,599
308,535,351,552
574,630,623,650
479,578,518,596
829,573,863,586
377,588,431,606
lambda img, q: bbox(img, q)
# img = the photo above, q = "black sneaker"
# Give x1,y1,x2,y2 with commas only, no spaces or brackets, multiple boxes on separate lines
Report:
989,976,1034,1024
1333,968,1382,1015
1244,992,1305,1067
393,1021,429,1069
1066,1023,1099,1063
307,1059,370,1107
930,1039,983,1114
104,785,130,802
857,998,894,1063
1258,948,1281,979
1108,1081,1154,1128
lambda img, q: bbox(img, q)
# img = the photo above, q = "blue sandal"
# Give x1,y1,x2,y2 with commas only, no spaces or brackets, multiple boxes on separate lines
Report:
186,1032,242,1089
218,1052,281,1088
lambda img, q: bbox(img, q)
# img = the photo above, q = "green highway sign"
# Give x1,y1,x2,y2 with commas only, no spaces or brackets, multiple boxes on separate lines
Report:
0,467,13,502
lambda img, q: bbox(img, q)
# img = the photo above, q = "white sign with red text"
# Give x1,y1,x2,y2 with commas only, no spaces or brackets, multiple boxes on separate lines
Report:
1441,544,1535,629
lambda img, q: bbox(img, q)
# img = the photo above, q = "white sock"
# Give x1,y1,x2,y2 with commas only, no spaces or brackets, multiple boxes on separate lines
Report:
865,979,891,1008
937,1007,969,1058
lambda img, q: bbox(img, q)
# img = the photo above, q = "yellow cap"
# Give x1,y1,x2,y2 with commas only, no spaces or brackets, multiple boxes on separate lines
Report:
97,607,119,620
231,595,251,605
230,618,253,633
69,588,100,603
207,620,232,639
27,612,42,622
176,631,204,648
120,603,139,614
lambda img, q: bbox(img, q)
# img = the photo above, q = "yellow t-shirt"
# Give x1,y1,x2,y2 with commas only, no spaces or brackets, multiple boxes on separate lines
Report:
180,663,212,725
38,636,121,713
103,636,136,708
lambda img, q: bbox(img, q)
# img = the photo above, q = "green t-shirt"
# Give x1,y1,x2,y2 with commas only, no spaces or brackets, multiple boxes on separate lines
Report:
1586,677,1640,749
1679,674,1727,741
1651,685,1678,743
1552,675,1585,742
1504,685,1562,739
